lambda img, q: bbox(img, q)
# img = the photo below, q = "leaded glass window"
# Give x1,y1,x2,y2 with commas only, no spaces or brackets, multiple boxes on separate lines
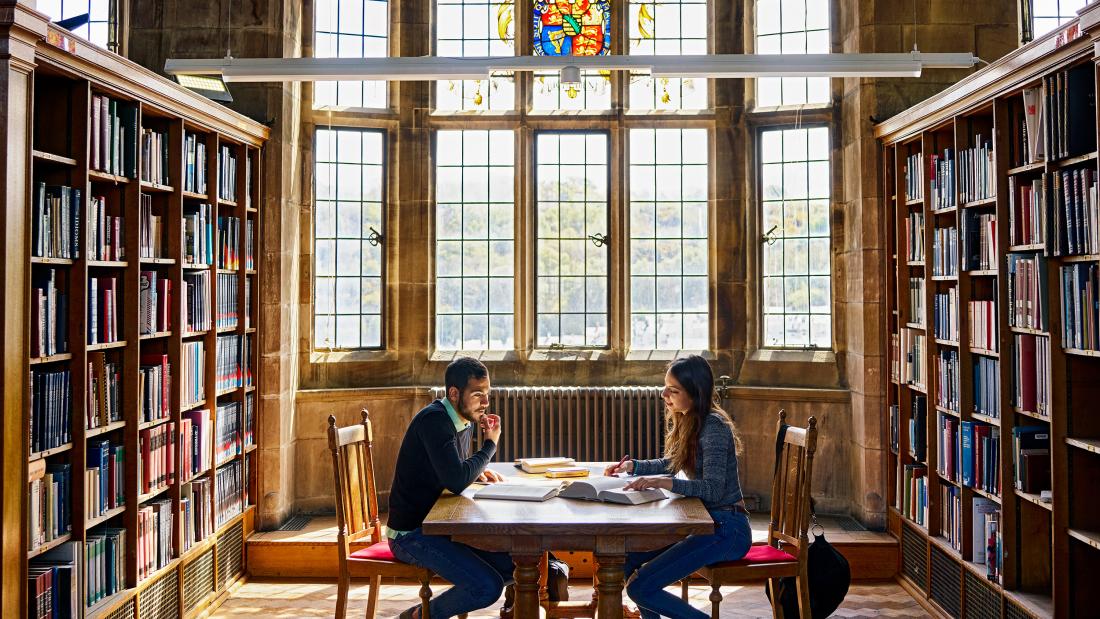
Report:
313,0,388,109
313,128,386,349
435,130,516,350
436,0,515,111
535,132,609,348
755,0,829,107
532,0,612,111
629,129,709,350
628,0,708,111
1027,0,1087,41
760,126,831,348
38,0,116,49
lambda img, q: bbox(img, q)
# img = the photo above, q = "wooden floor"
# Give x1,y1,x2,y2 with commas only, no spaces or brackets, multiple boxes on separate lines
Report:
210,578,930,618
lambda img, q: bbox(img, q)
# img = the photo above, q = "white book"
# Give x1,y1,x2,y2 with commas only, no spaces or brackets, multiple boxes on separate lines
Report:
473,482,562,502
558,475,668,505
515,456,575,473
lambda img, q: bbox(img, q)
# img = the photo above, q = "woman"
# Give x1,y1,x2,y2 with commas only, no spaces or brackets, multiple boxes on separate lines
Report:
604,355,751,618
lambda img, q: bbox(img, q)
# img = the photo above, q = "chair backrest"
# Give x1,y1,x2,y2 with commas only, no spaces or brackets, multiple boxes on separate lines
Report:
328,410,383,558
766,409,818,557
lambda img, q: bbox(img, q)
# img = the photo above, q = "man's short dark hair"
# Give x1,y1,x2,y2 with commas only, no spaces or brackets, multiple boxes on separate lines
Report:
445,357,488,394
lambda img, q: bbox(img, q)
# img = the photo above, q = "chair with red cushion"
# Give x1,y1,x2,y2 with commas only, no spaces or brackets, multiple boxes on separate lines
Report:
328,410,467,619
683,410,818,619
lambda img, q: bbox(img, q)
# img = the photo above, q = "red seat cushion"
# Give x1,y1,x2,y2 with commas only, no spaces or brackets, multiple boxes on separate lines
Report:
714,543,797,567
349,540,399,562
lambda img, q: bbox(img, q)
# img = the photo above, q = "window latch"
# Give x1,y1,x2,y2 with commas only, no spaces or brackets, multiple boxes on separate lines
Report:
548,342,566,350
761,225,779,246
367,226,384,247
588,232,608,248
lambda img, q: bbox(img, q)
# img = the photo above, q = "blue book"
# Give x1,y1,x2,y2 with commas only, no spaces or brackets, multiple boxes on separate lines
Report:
88,439,109,514
960,422,974,487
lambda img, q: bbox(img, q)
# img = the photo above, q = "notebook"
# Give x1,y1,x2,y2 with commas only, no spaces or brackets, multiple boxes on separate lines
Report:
473,482,563,502
514,457,576,474
558,476,667,505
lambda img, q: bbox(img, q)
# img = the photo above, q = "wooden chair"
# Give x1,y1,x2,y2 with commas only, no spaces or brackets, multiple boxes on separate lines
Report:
686,410,818,619
328,410,467,619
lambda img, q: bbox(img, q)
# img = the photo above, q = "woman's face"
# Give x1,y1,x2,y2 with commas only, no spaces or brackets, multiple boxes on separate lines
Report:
662,370,694,415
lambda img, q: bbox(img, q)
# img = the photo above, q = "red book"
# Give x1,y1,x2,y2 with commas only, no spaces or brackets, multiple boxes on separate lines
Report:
167,421,176,485
140,428,151,493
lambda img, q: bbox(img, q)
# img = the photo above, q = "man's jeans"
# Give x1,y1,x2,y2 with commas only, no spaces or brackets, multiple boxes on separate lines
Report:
623,509,753,619
389,527,515,618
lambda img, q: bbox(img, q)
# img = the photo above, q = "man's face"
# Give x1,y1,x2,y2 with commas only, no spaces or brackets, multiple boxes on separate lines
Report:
450,375,491,423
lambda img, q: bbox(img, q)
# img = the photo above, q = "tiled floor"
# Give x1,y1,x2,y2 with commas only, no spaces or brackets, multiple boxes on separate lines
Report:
210,579,930,618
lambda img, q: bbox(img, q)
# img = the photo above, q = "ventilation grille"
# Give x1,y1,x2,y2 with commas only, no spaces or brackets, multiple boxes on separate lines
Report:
138,570,180,619
217,520,245,588
182,546,215,612
103,597,136,619
430,386,665,462
929,546,962,618
278,515,312,531
1005,599,1033,619
901,524,928,590
964,570,1001,618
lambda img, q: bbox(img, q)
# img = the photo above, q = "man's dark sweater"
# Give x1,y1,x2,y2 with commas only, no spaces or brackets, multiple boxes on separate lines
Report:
387,399,497,532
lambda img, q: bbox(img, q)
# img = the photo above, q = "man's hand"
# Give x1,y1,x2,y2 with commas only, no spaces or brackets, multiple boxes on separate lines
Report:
480,413,502,444
477,469,505,483
622,476,673,492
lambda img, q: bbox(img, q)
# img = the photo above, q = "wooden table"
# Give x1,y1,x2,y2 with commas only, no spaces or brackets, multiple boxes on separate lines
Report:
422,464,714,619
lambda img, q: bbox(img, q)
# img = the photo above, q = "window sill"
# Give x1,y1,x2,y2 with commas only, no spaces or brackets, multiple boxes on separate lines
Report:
429,350,522,363
623,349,715,362
747,102,834,115
526,349,618,362
737,348,841,389
748,349,835,364
311,349,399,364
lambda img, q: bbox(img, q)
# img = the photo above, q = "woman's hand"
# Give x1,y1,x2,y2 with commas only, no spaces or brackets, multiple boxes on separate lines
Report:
622,476,673,491
603,460,634,476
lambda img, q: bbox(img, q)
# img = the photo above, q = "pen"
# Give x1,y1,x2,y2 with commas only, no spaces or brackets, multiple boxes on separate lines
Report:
613,453,631,474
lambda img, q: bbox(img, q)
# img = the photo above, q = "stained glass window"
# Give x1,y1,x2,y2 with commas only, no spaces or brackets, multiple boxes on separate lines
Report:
435,130,516,350
628,0,708,111
314,128,386,349
532,0,612,111
313,0,388,109
760,126,831,348
436,0,515,112
535,132,609,348
629,129,709,350
38,0,116,49
755,0,829,107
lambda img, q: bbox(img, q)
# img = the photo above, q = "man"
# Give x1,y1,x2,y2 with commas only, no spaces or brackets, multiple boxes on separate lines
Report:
388,357,511,619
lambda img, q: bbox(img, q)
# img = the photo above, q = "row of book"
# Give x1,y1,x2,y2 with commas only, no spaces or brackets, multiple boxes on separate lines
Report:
899,464,928,526
216,401,244,464
139,270,172,335
91,94,138,179
183,270,211,333
908,277,925,326
937,414,961,483
87,352,122,429
931,227,958,277
184,202,213,265
140,127,170,186
32,269,68,358
139,422,176,495
87,527,125,607
929,148,955,211
905,152,924,201
1042,64,1096,163
137,499,173,583
968,300,997,351
28,460,71,551
904,213,925,262
1061,262,1099,351
1013,334,1050,417
244,392,255,447
182,478,214,552
181,409,212,483
935,349,959,412
184,132,209,195
936,417,1000,493
182,342,205,408
1007,253,1049,330
27,541,79,618
85,439,124,521
88,195,124,262
973,356,1000,418
889,403,900,454
958,138,995,204
215,459,246,528
900,328,927,389
32,183,81,259
974,500,1002,583
1008,176,1046,247
88,276,120,345
217,216,251,270
215,334,253,392
218,145,237,202
29,368,71,453
961,210,996,271
140,354,171,423
909,394,927,462
940,484,962,552
139,194,164,259
1013,426,1051,494
1049,167,1098,256
217,273,240,329
933,288,959,342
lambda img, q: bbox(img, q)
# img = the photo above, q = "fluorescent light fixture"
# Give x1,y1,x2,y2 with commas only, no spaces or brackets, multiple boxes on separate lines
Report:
174,73,234,103
164,52,979,83
560,65,581,87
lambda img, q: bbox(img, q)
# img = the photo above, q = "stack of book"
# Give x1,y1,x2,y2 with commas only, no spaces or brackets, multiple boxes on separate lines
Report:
139,270,172,335
930,147,955,210
1007,254,1049,330
1013,426,1051,495
1012,334,1050,416
961,210,997,271
85,439,124,521
87,196,124,262
139,194,163,258
973,356,1000,418
972,498,1002,583
29,368,72,452
215,401,242,464
90,94,137,178
87,352,122,429
940,484,962,551
1049,167,1098,256
182,480,213,551
137,499,173,582
216,273,239,330
959,137,995,203
218,144,237,201
932,227,958,277
27,542,80,619
215,460,244,527
182,409,212,477
183,270,211,333
1008,176,1046,246
184,133,208,195
935,349,960,411
139,422,176,494
901,328,927,388
969,300,998,351
27,461,71,551
905,152,924,201
909,394,928,461
139,353,171,424
32,183,81,259
937,412,959,483
140,127,169,185
905,213,925,262
900,464,929,526
216,334,242,392
183,202,212,265
1061,262,1099,351
1043,64,1096,162
909,278,926,325
31,269,68,358
85,526,125,606
87,276,119,345
933,288,959,341
218,216,240,269
244,392,255,448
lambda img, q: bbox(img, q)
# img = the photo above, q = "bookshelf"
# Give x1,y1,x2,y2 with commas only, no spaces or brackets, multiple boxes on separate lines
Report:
7,14,267,619
878,6,1100,618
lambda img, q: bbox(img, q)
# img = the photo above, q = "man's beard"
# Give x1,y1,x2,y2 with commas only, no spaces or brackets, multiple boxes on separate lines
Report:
456,400,482,423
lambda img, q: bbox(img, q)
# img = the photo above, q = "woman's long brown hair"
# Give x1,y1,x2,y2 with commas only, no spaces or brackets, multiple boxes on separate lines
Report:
662,355,741,478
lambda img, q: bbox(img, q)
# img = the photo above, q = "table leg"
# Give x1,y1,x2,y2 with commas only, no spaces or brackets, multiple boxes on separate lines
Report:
513,552,542,618
594,554,626,619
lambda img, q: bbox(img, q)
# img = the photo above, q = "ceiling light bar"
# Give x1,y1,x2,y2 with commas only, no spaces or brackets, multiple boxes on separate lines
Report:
164,52,979,83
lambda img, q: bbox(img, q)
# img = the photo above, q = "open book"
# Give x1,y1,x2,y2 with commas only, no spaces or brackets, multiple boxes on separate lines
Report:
515,457,576,474
473,482,563,502
558,476,667,505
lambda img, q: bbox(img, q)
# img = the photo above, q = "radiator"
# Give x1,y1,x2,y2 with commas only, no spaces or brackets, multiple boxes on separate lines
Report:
430,386,667,463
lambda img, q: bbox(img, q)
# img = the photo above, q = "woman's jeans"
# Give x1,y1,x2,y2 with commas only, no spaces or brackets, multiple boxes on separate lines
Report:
389,527,515,619
623,509,752,619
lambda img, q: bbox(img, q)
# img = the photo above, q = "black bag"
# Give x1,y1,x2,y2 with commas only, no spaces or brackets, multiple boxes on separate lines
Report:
764,523,851,618
546,552,570,602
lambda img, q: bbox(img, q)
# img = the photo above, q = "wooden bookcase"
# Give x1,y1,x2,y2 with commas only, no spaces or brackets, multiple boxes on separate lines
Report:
877,5,1100,619
5,10,268,619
